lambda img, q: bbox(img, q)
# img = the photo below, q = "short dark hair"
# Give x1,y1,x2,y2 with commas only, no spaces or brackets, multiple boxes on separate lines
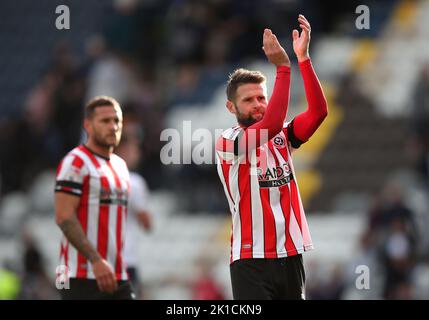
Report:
84,96,121,119
226,68,266,102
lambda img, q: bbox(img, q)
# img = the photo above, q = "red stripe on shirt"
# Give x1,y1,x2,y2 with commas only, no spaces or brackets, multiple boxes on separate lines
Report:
97,175,110,260
60,241,69,268
259,188,278,258
114,206,123,278
79,146,111,262
290,180,303,233
78,145,101,169
76,175,90,278
238,163,253,259
279,184,298,256
65,241,69,268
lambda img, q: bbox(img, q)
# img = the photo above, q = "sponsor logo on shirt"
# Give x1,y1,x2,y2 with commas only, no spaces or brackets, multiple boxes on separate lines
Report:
257,162,293,188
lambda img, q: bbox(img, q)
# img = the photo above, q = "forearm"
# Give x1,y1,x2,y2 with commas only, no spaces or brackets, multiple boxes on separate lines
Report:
57,215,101,263
258,65,291,136
244,66,290,142
236,66,291,155
293,58,328,141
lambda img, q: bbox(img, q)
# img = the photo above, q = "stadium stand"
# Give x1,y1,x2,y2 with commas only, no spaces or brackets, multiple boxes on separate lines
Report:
2,0,429,300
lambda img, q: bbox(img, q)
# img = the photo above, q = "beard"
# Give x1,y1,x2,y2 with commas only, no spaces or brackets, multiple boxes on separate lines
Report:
235,106,264,127
93,131,119,149
237,114,257,127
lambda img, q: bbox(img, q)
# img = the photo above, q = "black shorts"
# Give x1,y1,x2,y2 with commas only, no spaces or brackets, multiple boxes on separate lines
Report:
230,254,306,300
126,267,142,297
59,278,135,300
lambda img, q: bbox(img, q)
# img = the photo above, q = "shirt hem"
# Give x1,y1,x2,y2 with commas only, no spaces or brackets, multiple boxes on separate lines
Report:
230,244,314,264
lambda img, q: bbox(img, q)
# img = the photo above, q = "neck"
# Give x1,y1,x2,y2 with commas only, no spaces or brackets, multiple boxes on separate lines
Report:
85,140,113,159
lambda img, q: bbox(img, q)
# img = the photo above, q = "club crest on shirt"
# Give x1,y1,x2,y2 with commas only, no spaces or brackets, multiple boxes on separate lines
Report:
273,136,285,148
99,186,128,206
100,186,111,200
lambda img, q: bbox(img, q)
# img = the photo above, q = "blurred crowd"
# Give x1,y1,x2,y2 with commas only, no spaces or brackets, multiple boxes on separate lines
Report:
304,61,429,300
1,0,429,300
0,0,361,209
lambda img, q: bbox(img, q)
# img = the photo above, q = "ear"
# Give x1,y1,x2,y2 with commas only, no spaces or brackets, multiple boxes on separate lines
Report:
83,118,91,135
226,100,236,114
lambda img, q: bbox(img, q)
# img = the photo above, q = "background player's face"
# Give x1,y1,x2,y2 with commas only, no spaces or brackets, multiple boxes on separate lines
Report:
228,82,268,127
86,105,123,149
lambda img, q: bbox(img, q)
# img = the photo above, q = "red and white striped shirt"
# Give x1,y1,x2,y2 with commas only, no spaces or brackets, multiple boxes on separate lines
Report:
55,145,130,280
216,122,313,263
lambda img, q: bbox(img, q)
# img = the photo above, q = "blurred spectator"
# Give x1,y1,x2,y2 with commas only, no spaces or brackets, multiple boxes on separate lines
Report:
342,231,382,299
409,64,429,189
364,182,419,300
410,64,429,143
307,263,346,300
86,53,136,105
387,281,414,300
411,257,429,299
380,216,416,299
368,183,418,244
18,231,58,300
103,0,141,55
191,257,225,300
161,255,225,300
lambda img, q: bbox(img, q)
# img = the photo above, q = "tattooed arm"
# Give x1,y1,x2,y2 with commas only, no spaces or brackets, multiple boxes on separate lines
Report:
55,192,117,293
55,193,101,262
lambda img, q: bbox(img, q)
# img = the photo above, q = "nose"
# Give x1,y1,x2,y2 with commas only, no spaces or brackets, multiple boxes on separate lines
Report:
254,100,264,110
109,121,119,132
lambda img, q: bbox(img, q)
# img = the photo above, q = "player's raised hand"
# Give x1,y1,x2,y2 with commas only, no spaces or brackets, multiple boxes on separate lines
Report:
292,14,311,62
262,28,290,67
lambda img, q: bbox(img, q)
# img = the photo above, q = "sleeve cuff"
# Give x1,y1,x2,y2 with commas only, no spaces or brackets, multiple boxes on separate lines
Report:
288,119,306,149
276,65,291,73
298,58,312,69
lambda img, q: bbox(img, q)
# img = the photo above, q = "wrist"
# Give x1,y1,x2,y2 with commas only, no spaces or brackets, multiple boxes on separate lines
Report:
276,61,291,68
297,54,310,63
276,65,291,73
89,254,102,264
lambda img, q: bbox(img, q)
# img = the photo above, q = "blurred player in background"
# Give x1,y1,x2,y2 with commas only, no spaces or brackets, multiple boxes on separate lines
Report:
116,124,152,299
54,96,134,299
216,15,328,299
